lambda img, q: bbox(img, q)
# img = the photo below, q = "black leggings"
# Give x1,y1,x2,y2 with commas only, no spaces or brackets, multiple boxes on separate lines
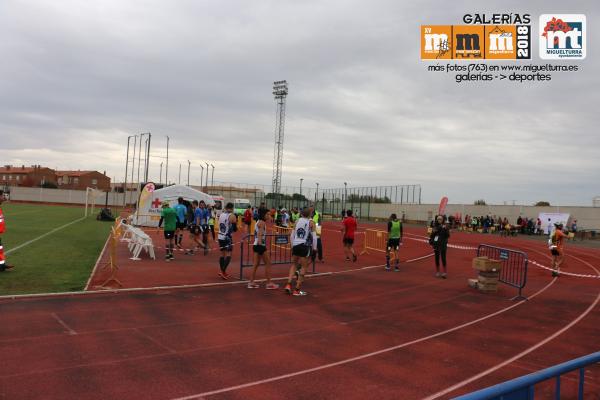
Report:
434,246,447,268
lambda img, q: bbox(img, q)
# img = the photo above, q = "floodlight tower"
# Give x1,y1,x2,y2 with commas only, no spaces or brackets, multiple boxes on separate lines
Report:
271,80,288,200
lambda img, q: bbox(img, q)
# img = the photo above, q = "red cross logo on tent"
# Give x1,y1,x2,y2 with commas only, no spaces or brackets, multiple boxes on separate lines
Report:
151,198,162,208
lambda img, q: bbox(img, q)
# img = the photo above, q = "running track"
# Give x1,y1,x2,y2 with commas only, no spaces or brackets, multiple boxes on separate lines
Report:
1,224,599,399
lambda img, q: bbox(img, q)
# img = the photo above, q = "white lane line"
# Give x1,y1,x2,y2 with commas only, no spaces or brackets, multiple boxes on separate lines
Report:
168,278,557,400
51,312,77,336
5,216,86,255
422,256,600,400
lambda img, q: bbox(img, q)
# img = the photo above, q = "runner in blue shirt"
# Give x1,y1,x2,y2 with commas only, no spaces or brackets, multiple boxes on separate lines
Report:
197,200,212,255
173,197,188,249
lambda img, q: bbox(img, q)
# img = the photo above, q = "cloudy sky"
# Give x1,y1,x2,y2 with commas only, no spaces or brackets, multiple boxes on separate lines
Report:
0,0,597,205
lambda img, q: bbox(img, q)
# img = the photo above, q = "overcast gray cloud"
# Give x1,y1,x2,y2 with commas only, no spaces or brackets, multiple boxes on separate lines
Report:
0,0,598,205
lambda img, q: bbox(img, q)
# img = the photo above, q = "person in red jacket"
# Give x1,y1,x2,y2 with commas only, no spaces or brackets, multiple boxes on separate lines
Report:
0,197,14,272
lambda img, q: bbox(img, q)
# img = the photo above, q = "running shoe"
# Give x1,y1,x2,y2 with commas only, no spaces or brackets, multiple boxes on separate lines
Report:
293,289,308,296
552,271,559,277
176,244,183,249
265,282,280,290
352,254,357,262
184,250,194,255
345,257,351,262
394,267,400,272
435,272,441,278
247,282,260,289
441,273,447,279
218,272,229,280
284,283,292,295
385,266,391,271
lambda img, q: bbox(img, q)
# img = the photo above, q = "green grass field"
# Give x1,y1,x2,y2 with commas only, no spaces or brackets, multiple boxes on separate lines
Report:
0,203,113,295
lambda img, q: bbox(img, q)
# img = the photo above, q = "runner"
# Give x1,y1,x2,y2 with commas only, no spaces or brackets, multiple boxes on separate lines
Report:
285,208,317,296
342,209,358,262
549,223,567,277
158,201,178,261
311,208,324,263
247,208,279,290
173,197,188,249
185,200,202,255
217,202,237,279
281,208,290,228
386,213,403,271
0,197,14,272
243,205,253,233
208,205,216,241
197,200,211,255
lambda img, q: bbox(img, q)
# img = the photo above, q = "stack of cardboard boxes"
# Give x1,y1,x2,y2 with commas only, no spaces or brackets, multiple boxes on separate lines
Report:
469,256,502,292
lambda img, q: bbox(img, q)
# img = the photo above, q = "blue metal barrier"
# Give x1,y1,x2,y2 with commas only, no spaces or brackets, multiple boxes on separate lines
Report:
454,351,600,400
239,234,316,280
477,245,528,301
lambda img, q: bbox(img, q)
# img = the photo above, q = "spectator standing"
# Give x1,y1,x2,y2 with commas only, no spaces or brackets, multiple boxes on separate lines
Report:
429,215,450,278
0,197,14,272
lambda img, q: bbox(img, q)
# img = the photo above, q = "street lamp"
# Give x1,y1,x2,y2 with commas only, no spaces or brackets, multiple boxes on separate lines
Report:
299,178,303,196
210,164,215,189
315,182,319,202
159,162,163,185
178,163,182,184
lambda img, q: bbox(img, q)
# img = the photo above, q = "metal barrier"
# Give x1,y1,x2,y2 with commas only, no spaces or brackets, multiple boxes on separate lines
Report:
239,233,315,280
361,229,388,254
477,244,528,300
454,351,600,400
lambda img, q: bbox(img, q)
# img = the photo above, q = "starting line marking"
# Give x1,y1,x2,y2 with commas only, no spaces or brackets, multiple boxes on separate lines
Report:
5,216,87,255
51,312,77,336
169,275,558,400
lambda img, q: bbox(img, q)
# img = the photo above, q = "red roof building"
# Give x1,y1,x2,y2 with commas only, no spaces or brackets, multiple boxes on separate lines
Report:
0,165,57,187
56,171,111,191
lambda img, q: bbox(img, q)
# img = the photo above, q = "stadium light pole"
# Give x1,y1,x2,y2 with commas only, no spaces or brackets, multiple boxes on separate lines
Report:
299,178,303,196
123,134,136,207
344,182,348,211
200,165,204,191
165,135,170,185
159,162,163,186
178,163,182,184
187,160,191,186
205,162,209,192
315,182,319,203
210,164,215,189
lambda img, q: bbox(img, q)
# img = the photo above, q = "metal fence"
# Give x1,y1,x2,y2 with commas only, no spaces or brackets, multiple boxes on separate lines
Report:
211,183,422,220
477,244,528,300
455,351,600,400
239,233,316,280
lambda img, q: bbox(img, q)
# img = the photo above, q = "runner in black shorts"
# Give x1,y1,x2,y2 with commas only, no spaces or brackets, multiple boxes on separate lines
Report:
285,208,317,296
186,200,202,255
217,202,237,279
386,213,403,271
247,208,279,290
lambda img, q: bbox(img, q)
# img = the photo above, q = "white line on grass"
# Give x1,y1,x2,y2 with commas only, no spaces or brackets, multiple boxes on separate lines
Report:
5,216,86,255
84,234,112,291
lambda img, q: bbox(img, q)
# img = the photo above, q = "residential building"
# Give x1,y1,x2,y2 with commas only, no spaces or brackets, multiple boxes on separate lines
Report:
56,171,111,191
0,165,57,187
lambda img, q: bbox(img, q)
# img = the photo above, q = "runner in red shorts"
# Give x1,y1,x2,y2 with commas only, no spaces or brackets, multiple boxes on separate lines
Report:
342,209,358,262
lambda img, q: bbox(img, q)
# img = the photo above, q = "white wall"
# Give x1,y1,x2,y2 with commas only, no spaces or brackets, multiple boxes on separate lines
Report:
7,186,139,207
368,203,600,230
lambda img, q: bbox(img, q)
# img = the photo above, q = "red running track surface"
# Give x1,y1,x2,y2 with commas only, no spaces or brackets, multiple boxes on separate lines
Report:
1,223,599,399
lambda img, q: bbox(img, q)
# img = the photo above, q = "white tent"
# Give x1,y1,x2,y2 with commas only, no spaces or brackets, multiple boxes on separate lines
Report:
132,184,215,227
